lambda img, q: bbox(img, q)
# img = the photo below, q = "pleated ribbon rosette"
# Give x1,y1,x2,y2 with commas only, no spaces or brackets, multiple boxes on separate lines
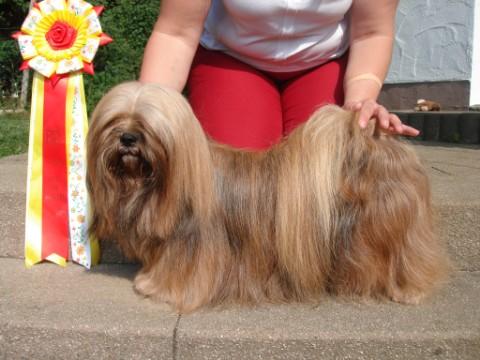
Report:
12,0,112,268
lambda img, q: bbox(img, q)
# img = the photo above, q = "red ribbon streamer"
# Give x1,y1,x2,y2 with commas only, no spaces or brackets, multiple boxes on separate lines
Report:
41,76,70,261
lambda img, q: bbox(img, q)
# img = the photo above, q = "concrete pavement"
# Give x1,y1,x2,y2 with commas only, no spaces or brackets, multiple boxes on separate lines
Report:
1,143,479,359
1,258,479,359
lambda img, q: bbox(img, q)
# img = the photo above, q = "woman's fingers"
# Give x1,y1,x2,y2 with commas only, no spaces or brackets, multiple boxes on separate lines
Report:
389,113,404,133
358,100,377,128
348,100,420,137
401,124,420,137
377,105,390,130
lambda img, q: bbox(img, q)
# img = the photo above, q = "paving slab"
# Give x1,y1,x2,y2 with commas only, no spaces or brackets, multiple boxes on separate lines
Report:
0,153,27,193
176,271,480,360
0,258,177,359
413,143,480,271
413,143,480,205
1,257,479,359
0,144,479,269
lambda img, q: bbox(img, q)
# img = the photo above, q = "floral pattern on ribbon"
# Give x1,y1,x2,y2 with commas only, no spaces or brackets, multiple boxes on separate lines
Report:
68,74,91,268
18,35,38,59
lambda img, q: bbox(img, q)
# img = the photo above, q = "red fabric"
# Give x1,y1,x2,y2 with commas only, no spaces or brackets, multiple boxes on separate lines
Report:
45,21,78,50
188,46,348,150
42,77,70,261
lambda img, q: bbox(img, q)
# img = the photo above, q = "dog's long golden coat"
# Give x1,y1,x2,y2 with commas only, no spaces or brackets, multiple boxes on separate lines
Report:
87,82,449,312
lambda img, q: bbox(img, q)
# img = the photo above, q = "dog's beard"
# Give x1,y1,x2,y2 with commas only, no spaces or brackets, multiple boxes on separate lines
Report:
99,123,165,192
117,142,143,175
109,138,152,184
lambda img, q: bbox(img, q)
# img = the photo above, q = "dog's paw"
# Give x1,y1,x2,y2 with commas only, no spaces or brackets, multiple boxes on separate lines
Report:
389,288,426,305
134,272,178,306
133,272,157,297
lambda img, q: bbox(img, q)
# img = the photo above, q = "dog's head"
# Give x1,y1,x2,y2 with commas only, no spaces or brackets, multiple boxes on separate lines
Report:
87,82,215,241
87,82,172,189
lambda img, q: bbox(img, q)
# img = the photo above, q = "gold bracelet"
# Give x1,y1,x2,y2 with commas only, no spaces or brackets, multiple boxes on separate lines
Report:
345,73,383,88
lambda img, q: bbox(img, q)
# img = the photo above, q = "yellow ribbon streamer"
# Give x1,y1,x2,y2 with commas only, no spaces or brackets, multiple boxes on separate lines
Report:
25,73,45,268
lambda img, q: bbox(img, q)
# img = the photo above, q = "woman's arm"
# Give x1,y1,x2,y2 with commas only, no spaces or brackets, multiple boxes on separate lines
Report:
139,0,211,91
344,0,418,136
344,0,397,104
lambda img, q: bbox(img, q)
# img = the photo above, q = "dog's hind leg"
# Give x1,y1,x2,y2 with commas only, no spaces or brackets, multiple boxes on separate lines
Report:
329,138,449,303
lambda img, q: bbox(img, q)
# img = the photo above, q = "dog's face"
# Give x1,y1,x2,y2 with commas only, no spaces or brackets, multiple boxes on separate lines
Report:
86,84,173,241
87,89,171,195
87,82,216,242
96,115,155,182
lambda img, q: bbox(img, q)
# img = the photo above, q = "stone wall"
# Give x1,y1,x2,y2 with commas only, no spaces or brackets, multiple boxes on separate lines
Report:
386,0,475,84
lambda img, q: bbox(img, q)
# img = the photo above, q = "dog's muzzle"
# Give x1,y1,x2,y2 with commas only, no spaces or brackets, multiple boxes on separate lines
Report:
118,132,141,156
120,132,140,147
110,130,153,179
115,131,145,175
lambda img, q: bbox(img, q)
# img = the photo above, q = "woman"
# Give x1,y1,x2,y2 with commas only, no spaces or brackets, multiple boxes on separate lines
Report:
140,0,419,149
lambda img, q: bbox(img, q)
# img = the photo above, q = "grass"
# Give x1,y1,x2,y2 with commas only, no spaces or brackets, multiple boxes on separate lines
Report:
0,112,29,158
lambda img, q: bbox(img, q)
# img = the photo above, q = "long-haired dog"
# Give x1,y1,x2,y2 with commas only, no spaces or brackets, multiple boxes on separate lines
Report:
87,82,449,313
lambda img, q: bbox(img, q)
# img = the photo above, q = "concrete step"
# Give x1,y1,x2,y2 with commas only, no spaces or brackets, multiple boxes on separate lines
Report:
393,111,480,144
0,258,479,359
1,143,479,270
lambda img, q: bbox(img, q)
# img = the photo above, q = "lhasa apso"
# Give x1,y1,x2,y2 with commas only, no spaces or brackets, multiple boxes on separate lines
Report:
87,82,449,312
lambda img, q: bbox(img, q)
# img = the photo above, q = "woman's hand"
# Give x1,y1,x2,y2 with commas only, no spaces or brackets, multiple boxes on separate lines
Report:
344,100,420,137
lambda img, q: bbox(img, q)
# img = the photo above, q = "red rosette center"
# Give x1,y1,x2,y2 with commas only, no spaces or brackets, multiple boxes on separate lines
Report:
45,21,77,50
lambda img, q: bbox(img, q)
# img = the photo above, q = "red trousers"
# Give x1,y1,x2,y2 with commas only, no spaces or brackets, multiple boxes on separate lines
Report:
187,46,348,150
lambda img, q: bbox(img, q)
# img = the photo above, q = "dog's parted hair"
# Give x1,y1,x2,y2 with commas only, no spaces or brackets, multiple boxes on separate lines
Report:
87,82,449,312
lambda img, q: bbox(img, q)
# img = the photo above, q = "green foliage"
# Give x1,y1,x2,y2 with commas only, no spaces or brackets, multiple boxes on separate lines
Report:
0,0,29,35
84,0,160,112
0,0,30,103
0,112,29,158
0,41,22,105
0,0,160,112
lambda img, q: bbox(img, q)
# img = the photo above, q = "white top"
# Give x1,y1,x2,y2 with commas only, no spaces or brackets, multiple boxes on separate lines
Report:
200,0,353,72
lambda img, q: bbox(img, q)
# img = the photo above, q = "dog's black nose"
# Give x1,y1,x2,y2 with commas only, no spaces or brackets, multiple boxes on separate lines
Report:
120,132,139,147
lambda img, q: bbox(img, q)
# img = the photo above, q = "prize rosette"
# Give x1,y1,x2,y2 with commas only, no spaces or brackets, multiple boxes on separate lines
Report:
12,0,112,268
